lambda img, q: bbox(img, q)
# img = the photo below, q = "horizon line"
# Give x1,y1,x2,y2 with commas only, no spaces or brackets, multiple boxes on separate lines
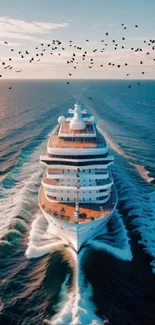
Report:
0,78,155,81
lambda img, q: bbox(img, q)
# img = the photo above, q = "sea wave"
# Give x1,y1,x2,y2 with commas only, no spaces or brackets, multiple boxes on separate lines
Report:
0,143,44,241
113,164,155,274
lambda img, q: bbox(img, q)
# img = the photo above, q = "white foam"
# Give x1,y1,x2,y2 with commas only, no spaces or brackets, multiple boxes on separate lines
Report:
26,207,131,324
97,124,154,185
114,165,155,273
47,252,104,325
129,162,154,183
97,124,135,161
0,144,45,241
87,210,132,261
27,210,132,325
25,212,74,259
0,297,4,313
132,191,155,273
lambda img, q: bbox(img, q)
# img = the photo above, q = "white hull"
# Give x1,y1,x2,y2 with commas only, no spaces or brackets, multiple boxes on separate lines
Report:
39,185,117,251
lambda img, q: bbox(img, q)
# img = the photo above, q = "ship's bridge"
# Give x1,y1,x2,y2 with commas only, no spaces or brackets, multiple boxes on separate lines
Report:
58,103,97,138
46,103,107,156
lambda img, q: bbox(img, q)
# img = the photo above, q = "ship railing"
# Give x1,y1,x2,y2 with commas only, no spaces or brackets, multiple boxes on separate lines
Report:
43,205,71,221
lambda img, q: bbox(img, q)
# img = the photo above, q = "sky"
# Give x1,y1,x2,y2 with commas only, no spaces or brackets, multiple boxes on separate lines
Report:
0,0,155,79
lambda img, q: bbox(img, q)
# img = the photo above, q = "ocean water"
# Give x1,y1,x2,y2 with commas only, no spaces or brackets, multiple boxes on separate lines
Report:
0,79,155,325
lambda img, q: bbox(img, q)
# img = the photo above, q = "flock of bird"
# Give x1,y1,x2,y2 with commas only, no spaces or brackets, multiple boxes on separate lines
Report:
0,23,155,94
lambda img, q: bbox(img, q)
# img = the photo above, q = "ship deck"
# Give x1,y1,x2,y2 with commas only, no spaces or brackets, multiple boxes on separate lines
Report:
39,184,116,224
60,121,94,134
48,124,106,149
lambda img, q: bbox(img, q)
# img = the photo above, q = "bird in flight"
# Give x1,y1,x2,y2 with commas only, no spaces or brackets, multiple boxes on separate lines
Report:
0,23,151,89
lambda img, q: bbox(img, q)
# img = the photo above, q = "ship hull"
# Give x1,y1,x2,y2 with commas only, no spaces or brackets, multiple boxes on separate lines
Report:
39,185,117,251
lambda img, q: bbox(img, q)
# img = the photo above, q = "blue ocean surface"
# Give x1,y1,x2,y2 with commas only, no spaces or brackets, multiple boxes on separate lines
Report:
0,79,155,325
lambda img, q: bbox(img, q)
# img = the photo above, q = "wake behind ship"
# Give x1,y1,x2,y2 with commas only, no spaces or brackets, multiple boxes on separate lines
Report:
39,103,117,251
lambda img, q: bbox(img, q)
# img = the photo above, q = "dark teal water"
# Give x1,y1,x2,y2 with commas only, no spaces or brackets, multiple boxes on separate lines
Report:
0,80,155,325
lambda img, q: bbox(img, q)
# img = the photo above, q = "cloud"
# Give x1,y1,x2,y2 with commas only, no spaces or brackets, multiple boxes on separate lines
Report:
0,16,69,41
0,31,37,41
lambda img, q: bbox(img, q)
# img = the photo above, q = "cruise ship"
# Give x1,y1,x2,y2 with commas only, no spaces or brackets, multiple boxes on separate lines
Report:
39,103,117,251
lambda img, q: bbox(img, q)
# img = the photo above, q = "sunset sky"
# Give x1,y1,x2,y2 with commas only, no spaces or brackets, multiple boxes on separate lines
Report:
0,0,155,79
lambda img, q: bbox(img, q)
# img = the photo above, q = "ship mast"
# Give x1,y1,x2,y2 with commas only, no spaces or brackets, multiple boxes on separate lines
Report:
74,168,80,223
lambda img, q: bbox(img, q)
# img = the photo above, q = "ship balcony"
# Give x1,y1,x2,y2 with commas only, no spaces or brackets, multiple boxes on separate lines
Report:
42,177,113,191
45,192,111,205
47,168,109,176
46,172,109,181
44,187,111,203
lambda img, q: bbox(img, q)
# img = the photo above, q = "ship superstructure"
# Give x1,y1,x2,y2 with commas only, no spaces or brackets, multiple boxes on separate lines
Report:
39,103,117,250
